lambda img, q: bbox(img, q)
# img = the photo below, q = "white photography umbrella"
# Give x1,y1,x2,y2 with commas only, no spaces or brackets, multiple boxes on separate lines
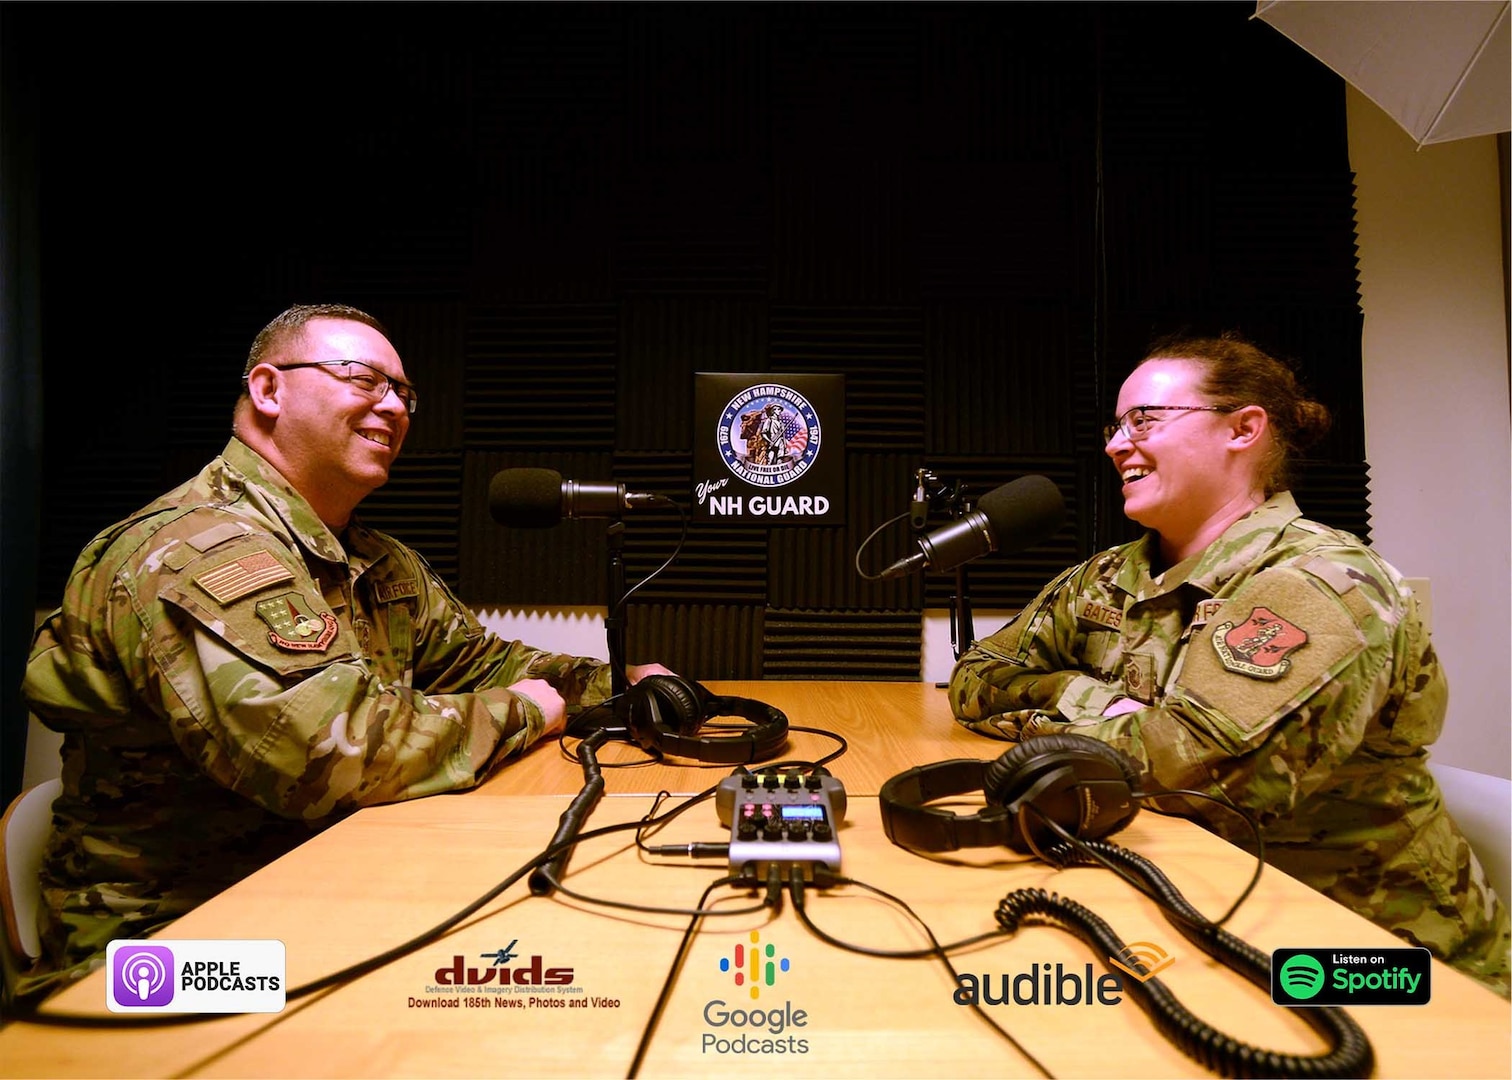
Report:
1254,0,1510,147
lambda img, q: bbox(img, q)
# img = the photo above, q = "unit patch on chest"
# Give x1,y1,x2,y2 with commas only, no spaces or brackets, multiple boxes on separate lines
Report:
255,592,340,652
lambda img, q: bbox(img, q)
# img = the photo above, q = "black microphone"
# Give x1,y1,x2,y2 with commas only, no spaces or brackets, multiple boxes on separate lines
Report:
488,467,657,528
880,474,1065,579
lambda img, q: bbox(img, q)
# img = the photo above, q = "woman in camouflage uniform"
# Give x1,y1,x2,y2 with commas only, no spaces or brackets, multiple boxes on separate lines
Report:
949,333,1509,996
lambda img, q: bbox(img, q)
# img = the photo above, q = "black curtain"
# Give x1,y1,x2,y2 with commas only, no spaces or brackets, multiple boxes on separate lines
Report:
1,8,45,808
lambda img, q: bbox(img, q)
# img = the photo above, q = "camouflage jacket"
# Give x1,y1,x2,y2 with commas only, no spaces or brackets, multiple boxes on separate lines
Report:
18,438,613,1000
950,493,1509,994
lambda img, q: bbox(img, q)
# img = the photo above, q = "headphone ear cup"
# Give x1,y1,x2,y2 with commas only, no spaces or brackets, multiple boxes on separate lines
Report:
615,676,785,763
983,733,1142,805
981,733,1142,855
637,674,706,737
983,741,1046,808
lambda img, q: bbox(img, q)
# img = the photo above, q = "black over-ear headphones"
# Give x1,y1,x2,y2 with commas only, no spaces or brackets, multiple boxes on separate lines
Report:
615,674,789,765
879,733,1142,859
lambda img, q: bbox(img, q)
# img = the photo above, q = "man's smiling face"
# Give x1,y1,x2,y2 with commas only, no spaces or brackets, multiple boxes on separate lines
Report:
267,317,411,519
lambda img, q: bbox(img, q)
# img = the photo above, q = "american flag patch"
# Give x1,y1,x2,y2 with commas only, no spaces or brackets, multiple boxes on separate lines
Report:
195,550,294,604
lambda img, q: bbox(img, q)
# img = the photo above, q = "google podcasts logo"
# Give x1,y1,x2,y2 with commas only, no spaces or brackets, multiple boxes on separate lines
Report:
718,931,791,1000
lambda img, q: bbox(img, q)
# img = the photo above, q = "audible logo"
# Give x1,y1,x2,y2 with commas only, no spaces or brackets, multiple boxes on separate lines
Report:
1271,947,1431,1007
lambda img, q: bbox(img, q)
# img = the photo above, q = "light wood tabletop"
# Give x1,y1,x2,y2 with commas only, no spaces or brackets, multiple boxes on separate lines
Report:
2,682,1507,1079
490,680,1007,797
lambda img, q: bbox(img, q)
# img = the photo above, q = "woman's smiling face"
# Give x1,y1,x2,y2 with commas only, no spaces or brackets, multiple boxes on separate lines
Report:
1105,358,1245,550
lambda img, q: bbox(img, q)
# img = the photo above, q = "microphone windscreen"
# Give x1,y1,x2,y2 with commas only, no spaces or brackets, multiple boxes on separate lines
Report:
489,467,564,528
977,475,1065,552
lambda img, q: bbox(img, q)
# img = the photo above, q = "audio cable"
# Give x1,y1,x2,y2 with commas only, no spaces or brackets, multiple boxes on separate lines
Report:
994,839,1373,1080
8,784,726,1029
785,866,1053,1078
1015,786,1267,935
626,866,780,1079
529,728,610,896
603,496,686,694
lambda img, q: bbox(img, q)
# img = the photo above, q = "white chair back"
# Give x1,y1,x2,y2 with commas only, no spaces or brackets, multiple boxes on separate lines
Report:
2,777,61,963
1429,762,1512,906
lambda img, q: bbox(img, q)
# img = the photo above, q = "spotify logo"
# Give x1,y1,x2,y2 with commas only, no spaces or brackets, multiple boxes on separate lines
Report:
1271,947,1431,1007
1277,955,1326,1000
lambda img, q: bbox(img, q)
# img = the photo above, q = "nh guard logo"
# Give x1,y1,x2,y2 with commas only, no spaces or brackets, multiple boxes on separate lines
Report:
718,930,791,999
717,384,821,487
1271,947,1431,1006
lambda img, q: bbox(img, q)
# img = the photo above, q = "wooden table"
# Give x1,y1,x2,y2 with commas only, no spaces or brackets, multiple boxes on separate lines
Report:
492,680,1005,797
2,683,1507,1078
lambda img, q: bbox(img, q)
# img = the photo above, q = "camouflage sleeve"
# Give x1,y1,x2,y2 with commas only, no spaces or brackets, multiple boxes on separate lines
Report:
1042,554,1411,825
26,525,592,823
400,545,614,715
948,563,1122,740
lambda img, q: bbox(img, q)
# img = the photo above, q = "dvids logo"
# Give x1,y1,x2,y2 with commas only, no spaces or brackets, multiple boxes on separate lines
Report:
112,945,175,1007
718,931,791,1000
435,944,573,986
481,940,520,966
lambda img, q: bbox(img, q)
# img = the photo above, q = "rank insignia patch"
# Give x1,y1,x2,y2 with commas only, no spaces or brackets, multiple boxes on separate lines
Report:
1211,606,1308,680
1122,654,1157,703
255,593,340,652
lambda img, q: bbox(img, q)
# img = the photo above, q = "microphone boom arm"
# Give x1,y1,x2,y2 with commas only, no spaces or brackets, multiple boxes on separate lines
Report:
950,563,975,663
914,471,979,661
605,520,629,697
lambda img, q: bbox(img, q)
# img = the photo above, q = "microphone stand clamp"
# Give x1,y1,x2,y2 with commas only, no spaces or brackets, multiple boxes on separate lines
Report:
908,469,979,661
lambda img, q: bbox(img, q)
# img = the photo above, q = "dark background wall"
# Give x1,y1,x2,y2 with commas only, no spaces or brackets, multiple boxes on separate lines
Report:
2,4,1367,797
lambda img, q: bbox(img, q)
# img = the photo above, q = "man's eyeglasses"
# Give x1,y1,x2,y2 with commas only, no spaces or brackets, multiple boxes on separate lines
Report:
272,359,418,415
1102,404,1232,445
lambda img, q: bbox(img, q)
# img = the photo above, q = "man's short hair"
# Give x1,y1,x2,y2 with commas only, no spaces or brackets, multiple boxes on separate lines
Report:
242,303,390,376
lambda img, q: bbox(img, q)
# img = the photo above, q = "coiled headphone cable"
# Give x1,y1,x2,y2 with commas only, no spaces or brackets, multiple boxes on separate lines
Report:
993,840,1373,1079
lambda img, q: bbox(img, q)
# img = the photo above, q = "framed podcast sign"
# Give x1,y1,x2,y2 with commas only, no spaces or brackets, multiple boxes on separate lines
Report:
693,373,846,525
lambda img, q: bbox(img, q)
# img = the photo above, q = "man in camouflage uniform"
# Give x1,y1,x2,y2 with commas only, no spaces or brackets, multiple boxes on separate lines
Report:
14,304,668,1006
950,337,1510,997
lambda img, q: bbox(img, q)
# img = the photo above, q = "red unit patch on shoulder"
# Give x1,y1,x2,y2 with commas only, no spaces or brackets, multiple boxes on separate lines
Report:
1210,606,1308,680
